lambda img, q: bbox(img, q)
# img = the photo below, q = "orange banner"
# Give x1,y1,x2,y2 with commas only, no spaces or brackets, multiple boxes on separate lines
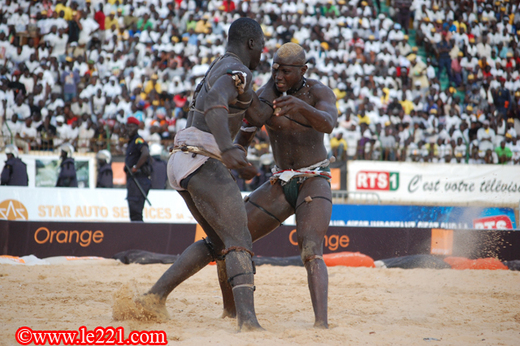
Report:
112,162,126,185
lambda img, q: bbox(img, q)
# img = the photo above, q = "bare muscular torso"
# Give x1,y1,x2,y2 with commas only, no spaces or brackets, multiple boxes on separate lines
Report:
263,79,329,169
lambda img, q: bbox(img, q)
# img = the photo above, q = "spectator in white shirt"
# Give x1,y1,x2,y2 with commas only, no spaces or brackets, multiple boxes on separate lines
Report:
79,10,100,47
19,70,35,94
54,115,72,147
477,120,496,152
44,27,69,62
19,116,38,150
10,97,31,121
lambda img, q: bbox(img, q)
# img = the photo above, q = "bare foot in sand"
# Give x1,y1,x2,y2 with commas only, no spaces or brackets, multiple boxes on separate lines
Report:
112,284,170,322
221,308,236,319
314,321,328,329
239,321,265,332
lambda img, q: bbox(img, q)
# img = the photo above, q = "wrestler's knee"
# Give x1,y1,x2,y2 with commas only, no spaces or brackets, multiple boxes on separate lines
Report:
223,230,253,250
299,237,324,265
301,252,323,266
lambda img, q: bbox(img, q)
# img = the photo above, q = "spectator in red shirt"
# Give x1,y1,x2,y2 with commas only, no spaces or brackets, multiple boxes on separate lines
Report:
482,65,492,79
348,31,364,50
94,3,106,44
223,0,235,13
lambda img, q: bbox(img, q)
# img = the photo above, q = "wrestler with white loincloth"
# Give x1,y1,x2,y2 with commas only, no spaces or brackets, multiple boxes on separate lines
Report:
141,18,266,331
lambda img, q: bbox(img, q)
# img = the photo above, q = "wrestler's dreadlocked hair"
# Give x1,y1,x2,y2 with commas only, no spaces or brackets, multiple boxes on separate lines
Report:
227,18,263,47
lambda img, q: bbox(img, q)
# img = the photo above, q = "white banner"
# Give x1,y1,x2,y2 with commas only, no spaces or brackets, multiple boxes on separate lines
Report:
347,161,520,205
0,187,297,225
0,187,196,223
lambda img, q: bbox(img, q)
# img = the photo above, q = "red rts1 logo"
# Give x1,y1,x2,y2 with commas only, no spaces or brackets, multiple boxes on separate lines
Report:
473,215,513,229
356,171,399,191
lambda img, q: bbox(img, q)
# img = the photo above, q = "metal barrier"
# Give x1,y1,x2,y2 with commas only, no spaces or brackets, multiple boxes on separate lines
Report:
331,190,381,204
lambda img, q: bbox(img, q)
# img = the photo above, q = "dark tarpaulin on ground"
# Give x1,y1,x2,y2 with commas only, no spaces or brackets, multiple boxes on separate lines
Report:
504,260,520,271
378,255,452,269
114,250,179,264
113,250,304,266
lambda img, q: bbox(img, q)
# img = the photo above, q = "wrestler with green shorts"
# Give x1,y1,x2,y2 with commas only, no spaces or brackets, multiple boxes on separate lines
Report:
231,42,338,328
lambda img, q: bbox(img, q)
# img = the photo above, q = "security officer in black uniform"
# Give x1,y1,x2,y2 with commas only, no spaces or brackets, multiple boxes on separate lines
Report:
1,144,28,186
125,116,151,221
56,143,78,187
96,149,113,188
149,143,167,189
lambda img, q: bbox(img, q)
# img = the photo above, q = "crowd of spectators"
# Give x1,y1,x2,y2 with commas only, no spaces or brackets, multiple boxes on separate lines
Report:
326,0,520,165
0,0,520,166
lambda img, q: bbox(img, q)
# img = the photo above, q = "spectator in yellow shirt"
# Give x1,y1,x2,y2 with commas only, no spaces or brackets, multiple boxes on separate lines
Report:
399,94,414,115
195,15,212,34
55,0,73,21
105,11,119,31
330,132,348,161
452,20,467,33
145,74,162,95
357,111,371,125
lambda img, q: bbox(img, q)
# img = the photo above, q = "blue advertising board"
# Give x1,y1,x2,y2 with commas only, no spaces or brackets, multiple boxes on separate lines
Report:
330,205,517,230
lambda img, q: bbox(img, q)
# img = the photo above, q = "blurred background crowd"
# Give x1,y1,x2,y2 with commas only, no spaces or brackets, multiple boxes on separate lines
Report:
1,0,520,185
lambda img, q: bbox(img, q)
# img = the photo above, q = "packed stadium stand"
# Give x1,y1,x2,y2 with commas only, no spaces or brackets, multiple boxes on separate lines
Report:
1,0,520,176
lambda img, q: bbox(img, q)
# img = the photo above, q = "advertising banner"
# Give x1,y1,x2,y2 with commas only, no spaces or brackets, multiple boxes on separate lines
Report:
0,220,433,260
2,221,196,258
0,187,196,223
347,161,520,205
2,187,516,229
2,220,519,261
330,205,517,230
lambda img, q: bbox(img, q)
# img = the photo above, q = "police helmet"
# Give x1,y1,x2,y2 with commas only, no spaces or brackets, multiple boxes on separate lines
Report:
59,143,75,157
149,143,163,157
5,144,19,158
96,149,112,164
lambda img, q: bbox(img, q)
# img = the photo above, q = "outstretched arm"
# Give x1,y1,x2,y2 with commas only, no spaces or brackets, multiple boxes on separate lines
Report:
272,83,337,133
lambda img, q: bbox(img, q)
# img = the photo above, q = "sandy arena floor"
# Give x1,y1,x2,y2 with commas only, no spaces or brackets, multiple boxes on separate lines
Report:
1,259,519,345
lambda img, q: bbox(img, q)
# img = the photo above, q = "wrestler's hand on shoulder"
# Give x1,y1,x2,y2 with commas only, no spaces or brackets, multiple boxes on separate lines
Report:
236,164,258,180
273,95,306,116
221,147,249,170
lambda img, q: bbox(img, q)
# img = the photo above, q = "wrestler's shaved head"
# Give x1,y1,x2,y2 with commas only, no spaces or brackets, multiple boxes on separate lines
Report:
228,18,264,47
274,43,306,65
